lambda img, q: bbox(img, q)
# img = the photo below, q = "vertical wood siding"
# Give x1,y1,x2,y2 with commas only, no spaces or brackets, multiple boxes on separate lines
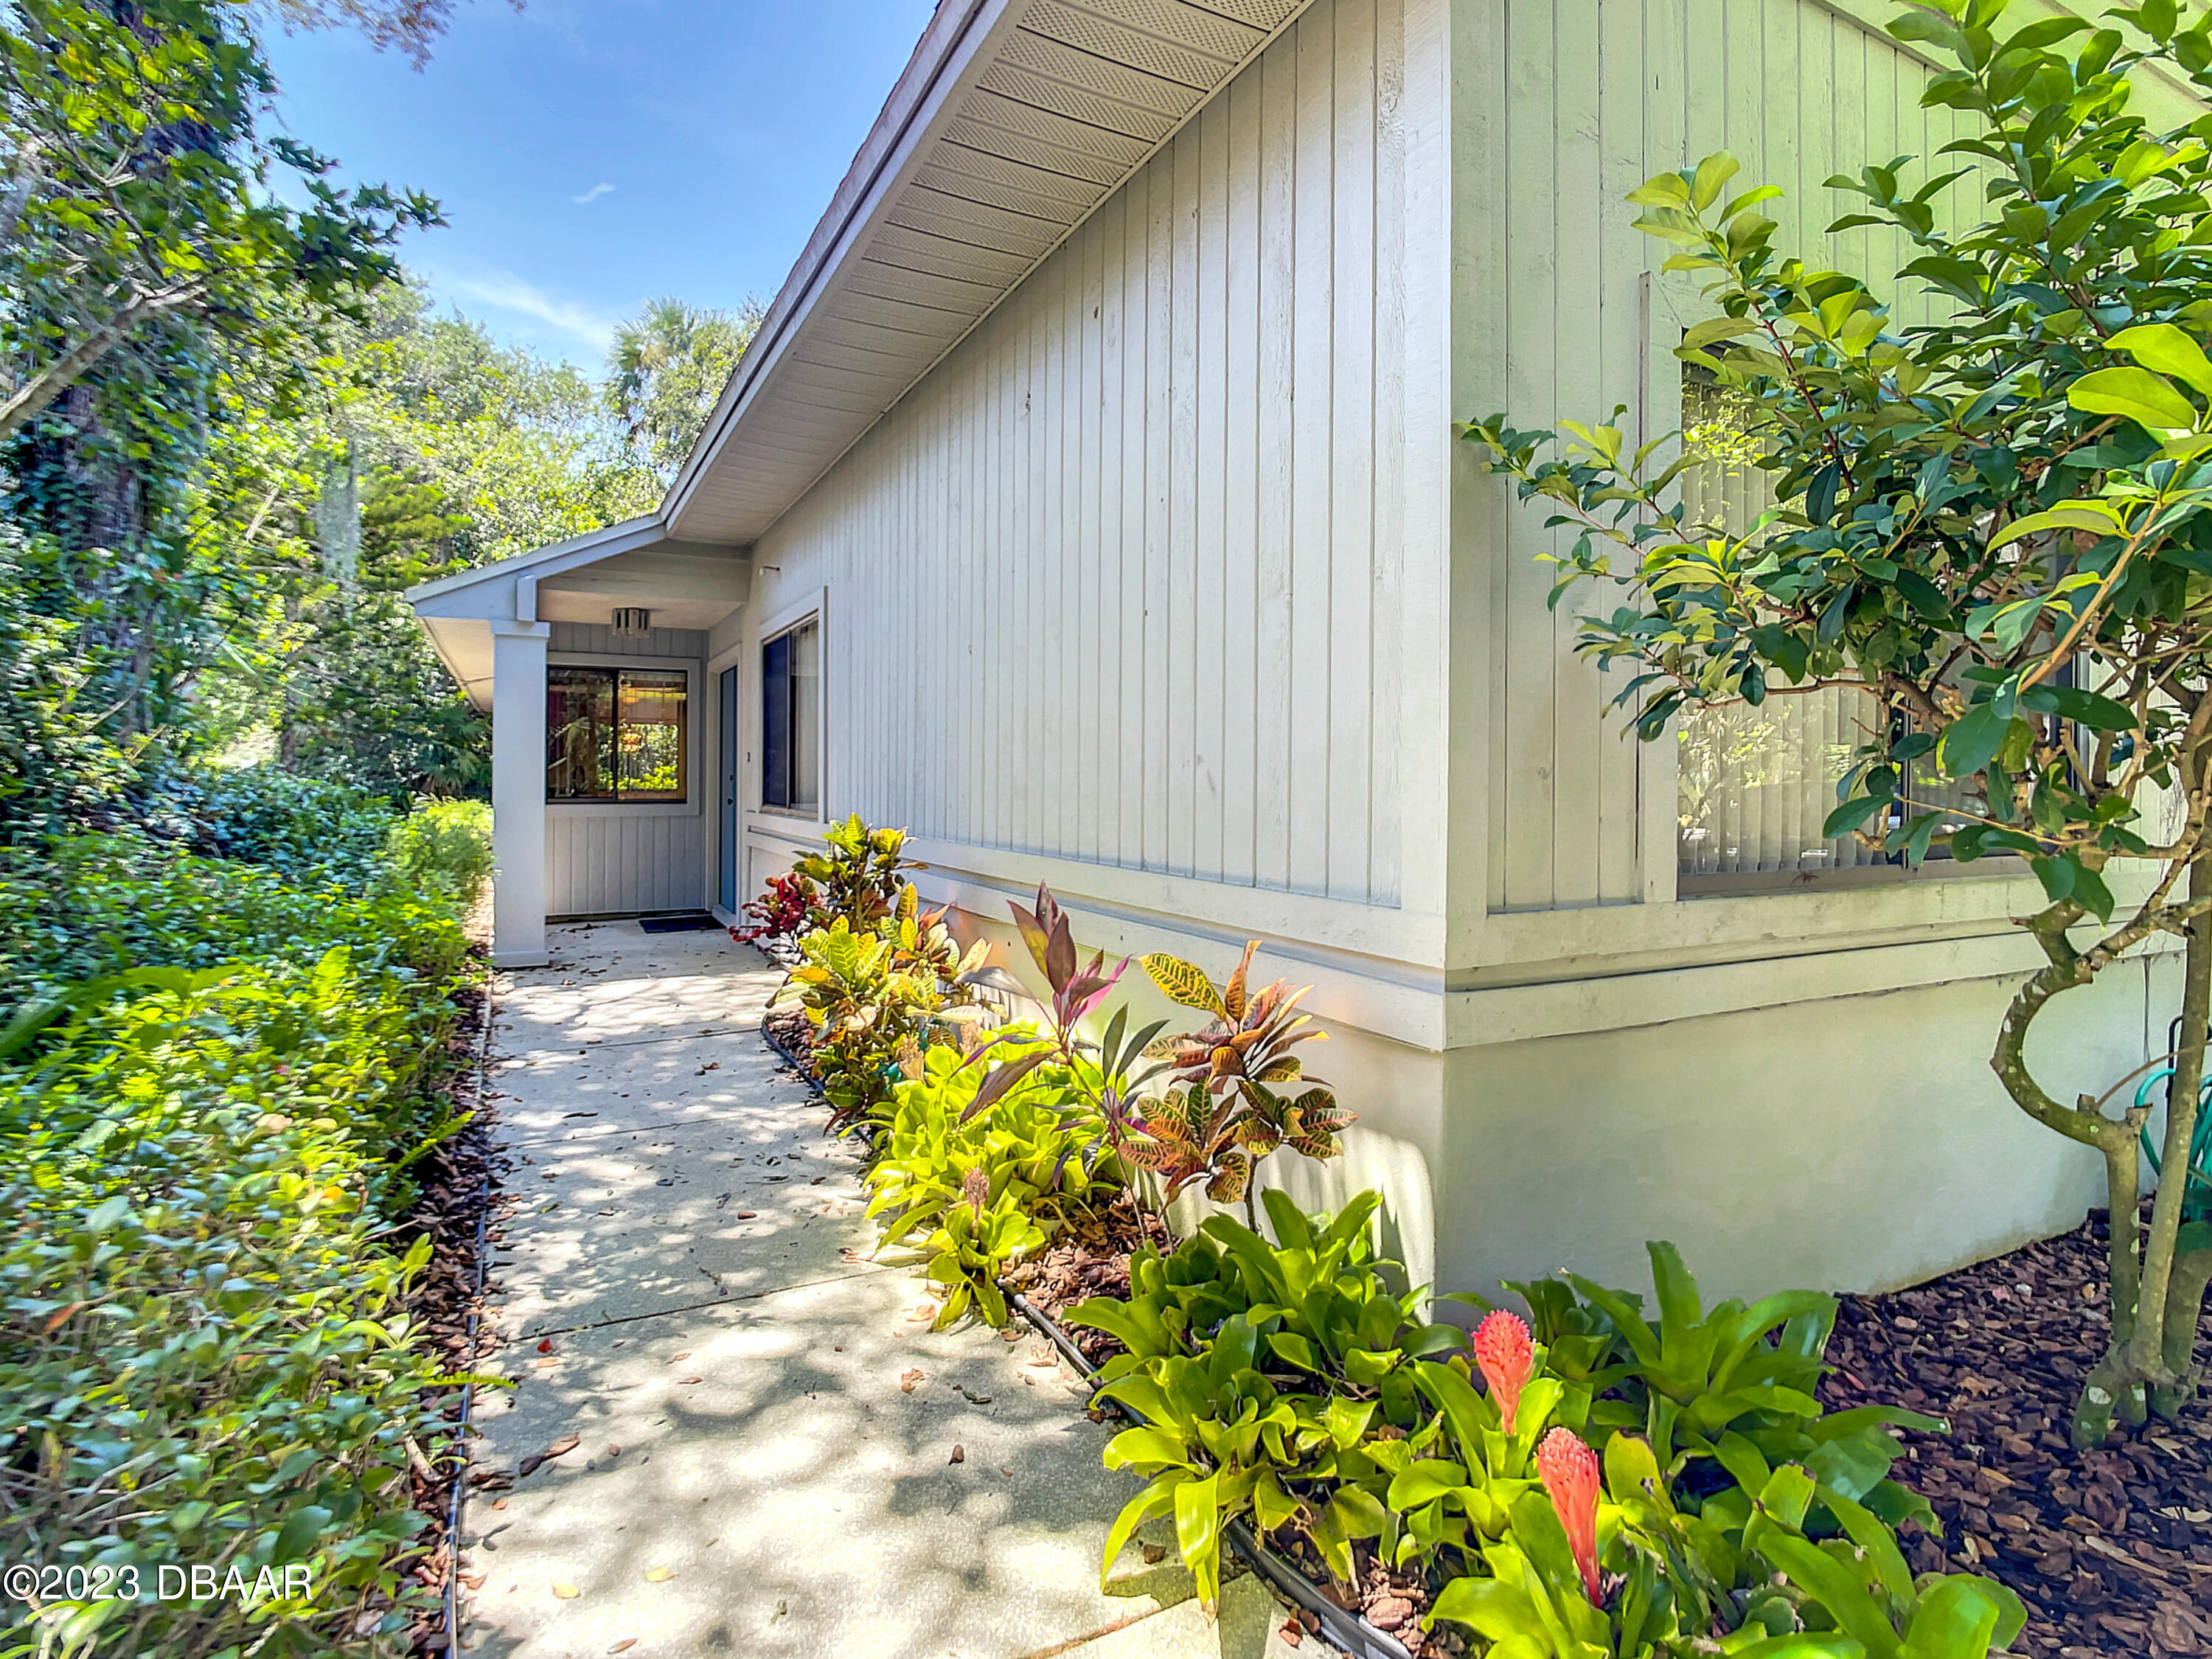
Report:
751,0,1413,908
1479,0,1963,912
546,813,706,916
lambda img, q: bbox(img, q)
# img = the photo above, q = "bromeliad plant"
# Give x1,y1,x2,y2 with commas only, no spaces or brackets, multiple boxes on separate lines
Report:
1459,0,2212,1442
1071,1192,1470,1608
1426,1431,2028,1659
1071,1204,2020,1655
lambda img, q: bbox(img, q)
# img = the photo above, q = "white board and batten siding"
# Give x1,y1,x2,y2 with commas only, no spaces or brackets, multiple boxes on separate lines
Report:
544,622,709,919
745,0,1453,950
1464,0,1975,917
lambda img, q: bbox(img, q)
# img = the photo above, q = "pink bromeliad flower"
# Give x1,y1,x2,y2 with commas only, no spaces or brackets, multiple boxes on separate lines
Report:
1472,1310,1535,1433
1537,1426,1603,1605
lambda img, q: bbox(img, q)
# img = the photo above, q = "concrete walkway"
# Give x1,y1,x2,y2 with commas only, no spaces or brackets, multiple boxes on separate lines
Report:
456,923,1301,1659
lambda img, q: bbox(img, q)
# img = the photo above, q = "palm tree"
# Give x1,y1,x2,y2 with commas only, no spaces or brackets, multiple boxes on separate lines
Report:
605,295,765,479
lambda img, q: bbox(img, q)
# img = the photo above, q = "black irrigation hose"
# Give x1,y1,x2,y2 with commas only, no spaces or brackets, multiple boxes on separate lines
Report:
757,995,1416,1659
440,975,498,1655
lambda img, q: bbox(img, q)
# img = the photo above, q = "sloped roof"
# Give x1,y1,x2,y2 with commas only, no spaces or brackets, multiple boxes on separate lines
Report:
661,0,1311,546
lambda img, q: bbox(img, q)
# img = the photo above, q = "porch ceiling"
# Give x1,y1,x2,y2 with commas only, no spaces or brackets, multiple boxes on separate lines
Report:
409,525,752,711
661,0,1312,548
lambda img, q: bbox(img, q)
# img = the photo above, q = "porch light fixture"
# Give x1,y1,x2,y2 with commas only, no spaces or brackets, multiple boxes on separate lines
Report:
610,607,652,641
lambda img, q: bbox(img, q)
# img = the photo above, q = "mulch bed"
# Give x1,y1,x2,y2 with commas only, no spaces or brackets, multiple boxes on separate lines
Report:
762,1001,815,1073
1823,1206,2212,1659
392,976,511,1656
754,992,2212,1655
1001,1190,1172,1369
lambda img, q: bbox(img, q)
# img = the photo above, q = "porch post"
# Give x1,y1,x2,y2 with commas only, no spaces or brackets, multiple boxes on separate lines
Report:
490,621,551,967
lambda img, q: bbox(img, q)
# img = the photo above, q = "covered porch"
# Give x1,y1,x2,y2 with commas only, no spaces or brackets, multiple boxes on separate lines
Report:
409,519,752,966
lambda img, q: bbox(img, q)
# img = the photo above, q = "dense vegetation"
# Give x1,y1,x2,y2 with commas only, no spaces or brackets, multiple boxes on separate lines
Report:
757,823,2028,1658
0,3,742,1653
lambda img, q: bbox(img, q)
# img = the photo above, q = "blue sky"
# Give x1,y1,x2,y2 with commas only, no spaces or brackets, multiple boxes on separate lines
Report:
262,0,940,371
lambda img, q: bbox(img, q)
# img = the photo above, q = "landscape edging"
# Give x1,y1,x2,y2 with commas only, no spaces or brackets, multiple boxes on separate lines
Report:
757,996,1419,1659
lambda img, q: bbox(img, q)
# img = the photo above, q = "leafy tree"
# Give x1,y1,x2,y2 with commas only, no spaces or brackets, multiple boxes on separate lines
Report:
607,293,765,478
252,0,518,68
0,0,438,445
205,279,661,793
1464,0,2212,1444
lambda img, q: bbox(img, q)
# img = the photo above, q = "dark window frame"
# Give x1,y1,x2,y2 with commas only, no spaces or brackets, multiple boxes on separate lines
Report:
545,664,690,804
760,616,819,814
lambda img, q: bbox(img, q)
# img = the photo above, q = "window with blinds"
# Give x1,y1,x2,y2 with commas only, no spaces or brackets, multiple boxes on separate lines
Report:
1673,371,1971,884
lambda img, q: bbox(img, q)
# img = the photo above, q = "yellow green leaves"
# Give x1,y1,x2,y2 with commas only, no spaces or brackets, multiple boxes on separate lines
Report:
1984,498,2130,552
1098,1474,1181,1589
2068,366,2200,433
2066,322,2212,435
1139,952,1224,1018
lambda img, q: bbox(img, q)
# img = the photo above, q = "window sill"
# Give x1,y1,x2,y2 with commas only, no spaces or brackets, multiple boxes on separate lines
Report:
1676,856,2024,898
547,799,700,818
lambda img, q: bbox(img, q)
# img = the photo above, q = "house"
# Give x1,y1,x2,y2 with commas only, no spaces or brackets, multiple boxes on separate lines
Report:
410,0,2179,1304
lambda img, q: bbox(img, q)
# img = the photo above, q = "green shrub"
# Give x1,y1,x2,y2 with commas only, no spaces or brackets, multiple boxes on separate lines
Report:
777,900,984,1127
0,949,467,1656
865,1040,1116,1326
381,797,493,914
0,835,471,1025
169,766,399,890
1073,1197,2024,1655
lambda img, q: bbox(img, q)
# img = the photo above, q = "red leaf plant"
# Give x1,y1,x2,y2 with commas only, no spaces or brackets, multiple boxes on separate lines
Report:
734,870,814,943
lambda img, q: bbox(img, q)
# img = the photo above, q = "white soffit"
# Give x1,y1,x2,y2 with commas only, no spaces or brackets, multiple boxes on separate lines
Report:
664,0,1308,546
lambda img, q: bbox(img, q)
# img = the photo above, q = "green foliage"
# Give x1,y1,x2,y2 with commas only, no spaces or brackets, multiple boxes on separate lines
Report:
794,813,919,933
0,834,473,1026
1071,1205,2018,1655
172,765,400,888
1458,0,2212,1441
777,900,984,1126
0,953,463,1655
0,527,133,841
1546,1246,1941,1518
1069,1192,1467,1607
606,294,765,479
863,1041,1116,1326
0,0,439,447
380,796,493,914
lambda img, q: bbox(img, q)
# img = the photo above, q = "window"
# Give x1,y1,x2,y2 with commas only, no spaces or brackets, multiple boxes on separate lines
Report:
546,667,689,802
761,617,820,813
1674,369,1972,883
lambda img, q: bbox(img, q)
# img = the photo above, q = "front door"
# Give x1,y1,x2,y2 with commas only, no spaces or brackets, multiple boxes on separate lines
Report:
718,666,740,913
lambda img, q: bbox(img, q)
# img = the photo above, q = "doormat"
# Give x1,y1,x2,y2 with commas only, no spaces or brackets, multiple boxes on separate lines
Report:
637,913,723,934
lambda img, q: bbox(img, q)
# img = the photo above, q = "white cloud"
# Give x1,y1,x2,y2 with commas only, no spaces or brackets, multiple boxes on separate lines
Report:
572,182,616,206
439,271,618,354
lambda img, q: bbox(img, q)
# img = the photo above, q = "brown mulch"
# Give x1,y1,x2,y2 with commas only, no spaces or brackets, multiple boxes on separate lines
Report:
393,977,511,1655
1002,1190,1172,1369
1822,1206,2212,1659
762,1001,815,1073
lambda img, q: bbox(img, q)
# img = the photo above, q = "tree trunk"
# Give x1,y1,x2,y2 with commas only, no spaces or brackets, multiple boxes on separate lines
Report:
2129,750,2212,1422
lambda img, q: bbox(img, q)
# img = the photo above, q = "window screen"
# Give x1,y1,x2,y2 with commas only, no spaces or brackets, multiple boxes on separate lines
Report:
762,617,820,813
546,667,688,802
1674,370,1968,880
